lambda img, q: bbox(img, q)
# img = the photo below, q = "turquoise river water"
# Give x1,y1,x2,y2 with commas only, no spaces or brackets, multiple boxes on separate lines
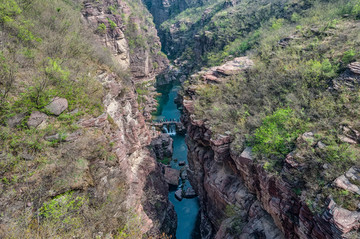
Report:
154,82,201,239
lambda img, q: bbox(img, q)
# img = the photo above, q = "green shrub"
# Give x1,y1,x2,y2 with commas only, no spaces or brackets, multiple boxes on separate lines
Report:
179,22,188,32
97,23,106,34
108,18,117,30
252,108,305,157
40,191,86,230
108,5,118,14
291,13,301,22
158,157,171,165
305,59,338,87
342,49,357,65
352,1,360,18
0,0,22,22
271,18,285,30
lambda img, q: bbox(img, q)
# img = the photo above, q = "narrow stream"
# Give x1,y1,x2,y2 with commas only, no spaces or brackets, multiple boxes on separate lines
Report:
153,82,200,239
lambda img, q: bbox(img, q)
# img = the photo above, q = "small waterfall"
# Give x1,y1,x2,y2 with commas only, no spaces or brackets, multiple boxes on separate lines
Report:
162,124,169,134
163,123,176,136
169,124,176,136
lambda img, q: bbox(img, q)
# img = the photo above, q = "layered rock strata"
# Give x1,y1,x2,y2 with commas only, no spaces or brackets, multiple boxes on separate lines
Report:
81,0,176,236
182,59,360,239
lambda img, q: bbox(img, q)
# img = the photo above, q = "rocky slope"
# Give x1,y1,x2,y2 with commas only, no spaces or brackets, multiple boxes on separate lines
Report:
182,56,360,238
0,0,175,237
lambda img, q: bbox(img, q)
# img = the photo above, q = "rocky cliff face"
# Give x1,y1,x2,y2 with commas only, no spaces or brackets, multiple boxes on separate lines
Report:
82,0,168,81
0,70,176,238
183,115,284,239
95,71,176,236
0,0,175,237
182,58,360,239
142,0,206,26
79,1,176,236
184,115,360,238
81,0,174,120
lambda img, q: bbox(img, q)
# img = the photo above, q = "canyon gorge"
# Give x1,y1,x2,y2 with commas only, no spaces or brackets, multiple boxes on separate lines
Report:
0,0,359,239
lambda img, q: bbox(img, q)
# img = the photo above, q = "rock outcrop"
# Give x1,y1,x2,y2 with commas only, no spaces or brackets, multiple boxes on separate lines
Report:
82,0,168,79
82,0,170,120
164,167,180,186
349,62,360,75
192,56,254,84
184,118,284,239
333,167,360,195
151,133,173,160
80,2,177,236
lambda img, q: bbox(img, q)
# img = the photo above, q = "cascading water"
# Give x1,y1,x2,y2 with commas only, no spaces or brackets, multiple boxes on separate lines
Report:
162,124,169,134
162,123,177,136
169,124,176,135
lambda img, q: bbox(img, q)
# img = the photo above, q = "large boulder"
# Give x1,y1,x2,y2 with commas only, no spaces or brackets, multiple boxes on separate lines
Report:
164,167,180,186
175,189,183,201
326,198,360,234
215,57,254,76
151,133,173,160
183,187,197,198
27,111,47,128
45,97,68,115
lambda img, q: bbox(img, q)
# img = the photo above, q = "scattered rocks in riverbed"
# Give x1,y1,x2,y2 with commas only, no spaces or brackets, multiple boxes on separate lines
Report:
178,161,186,166
175,189,183,201
180,169,188,180
183,187,197,198
164,167,180,186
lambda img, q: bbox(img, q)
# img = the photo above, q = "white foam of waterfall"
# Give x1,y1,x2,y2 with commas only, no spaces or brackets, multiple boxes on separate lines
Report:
169,124,176,136
163,124,176,136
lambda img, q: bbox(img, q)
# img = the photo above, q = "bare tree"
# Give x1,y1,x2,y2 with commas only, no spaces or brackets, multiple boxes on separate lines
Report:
0,50,16,108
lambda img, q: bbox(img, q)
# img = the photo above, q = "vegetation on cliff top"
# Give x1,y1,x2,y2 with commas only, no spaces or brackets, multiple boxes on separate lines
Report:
187,0,360,212
159,0,314,66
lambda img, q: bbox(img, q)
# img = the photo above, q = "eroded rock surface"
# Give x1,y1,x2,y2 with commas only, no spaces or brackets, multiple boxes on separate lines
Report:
183,101,360,239
45,97,68,115
192,57,254,84
164,167,180,186
333,167,360,195
27,111,48,128
151,133,173,160
82,0,168,80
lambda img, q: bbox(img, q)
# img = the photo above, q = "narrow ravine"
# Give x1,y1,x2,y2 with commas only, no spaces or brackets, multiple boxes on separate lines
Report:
153,82,201,239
